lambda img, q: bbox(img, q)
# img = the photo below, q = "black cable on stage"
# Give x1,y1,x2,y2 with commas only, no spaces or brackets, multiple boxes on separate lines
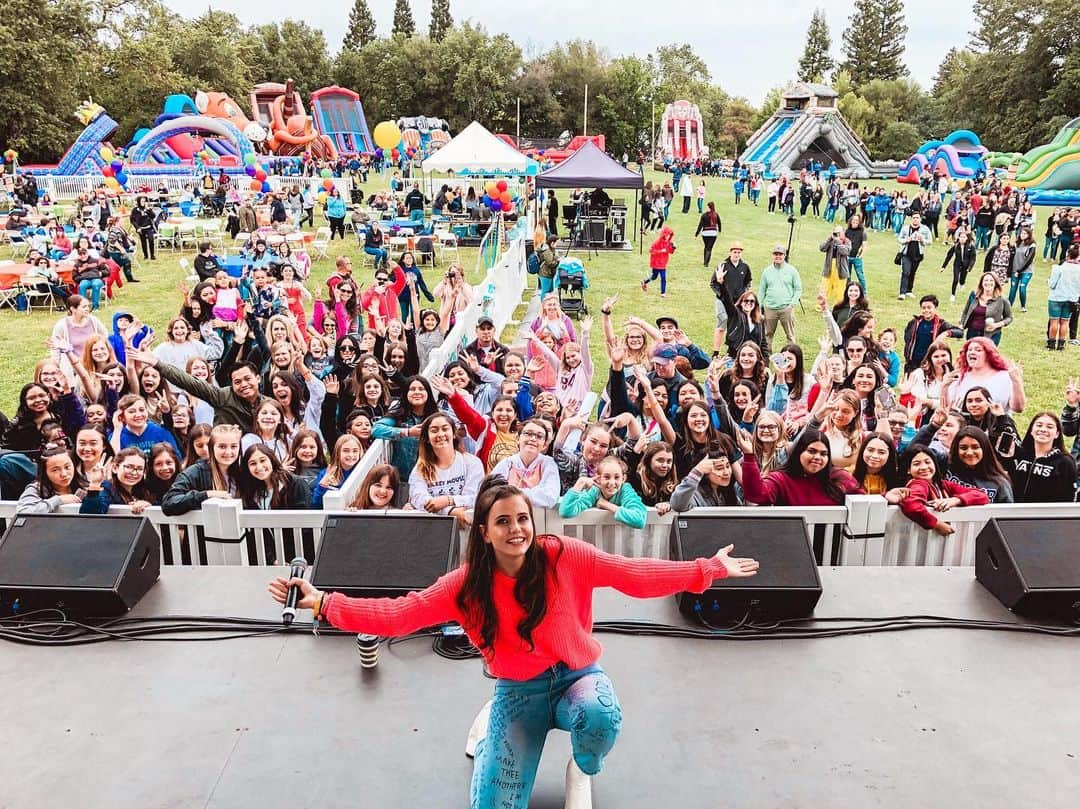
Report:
1,611,1077,649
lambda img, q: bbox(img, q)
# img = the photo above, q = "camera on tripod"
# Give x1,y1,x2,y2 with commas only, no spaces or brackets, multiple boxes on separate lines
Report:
786,215,796,224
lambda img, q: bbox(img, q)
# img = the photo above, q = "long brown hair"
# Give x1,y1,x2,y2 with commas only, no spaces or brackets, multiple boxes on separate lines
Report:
455,475,562,656
414,413,456,485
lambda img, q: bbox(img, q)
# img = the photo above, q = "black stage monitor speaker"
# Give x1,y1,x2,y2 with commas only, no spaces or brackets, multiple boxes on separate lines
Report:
0,514,160,618
312,514,458,598
586,217,607,245
669,514,822,622
975,517,1080,621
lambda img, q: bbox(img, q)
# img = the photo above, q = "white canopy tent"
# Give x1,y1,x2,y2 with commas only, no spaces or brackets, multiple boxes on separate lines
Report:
421,121,539,176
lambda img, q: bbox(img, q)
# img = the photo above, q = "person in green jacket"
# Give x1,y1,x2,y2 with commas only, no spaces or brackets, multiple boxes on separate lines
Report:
126,319,271,428
758,244,802,353
558,455,647,529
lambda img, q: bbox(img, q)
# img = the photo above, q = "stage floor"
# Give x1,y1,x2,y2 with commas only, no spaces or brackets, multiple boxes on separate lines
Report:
3,567,1078,808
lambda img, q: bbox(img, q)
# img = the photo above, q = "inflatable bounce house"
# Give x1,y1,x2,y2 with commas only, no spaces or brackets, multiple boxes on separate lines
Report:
312,86,373,155
897,130,988,184
989,118,1080,206
739,82,896,179
126,92,265,167
249,81,336,160
660,101,706,162
25,98,261,178
396,116,451,158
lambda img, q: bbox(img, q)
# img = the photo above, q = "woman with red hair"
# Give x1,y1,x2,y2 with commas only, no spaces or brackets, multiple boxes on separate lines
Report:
946,336,1025,414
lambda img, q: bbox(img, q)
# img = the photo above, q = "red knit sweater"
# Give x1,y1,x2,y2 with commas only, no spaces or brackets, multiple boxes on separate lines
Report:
898,478,989,529
325,536,729,680
740,454,864,505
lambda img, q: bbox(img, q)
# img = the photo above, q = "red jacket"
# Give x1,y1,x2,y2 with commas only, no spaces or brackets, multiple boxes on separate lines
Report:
359,264,406,328
649,226,676,270
899,478,989,529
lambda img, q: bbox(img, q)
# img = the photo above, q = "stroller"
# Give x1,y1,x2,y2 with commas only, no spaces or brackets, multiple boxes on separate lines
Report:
556,257,589,318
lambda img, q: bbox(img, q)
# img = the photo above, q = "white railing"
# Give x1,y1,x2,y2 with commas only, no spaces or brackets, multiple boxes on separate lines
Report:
31,174,351,202
320,228,528,511
1,498,1076,570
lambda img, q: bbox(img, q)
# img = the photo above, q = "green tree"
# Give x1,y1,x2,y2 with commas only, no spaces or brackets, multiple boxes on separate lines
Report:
598,56,656,155
839,0,908,86
544,40,611,136
512,59,563,137
876,121,921,159
169,10,254,100
245,21,332,98
429,0,452,42
797,9,834,83
651,43,711,104
342,0,377,51
437,25,521,129
716,98,758,157
392,0,415,37
0,0,98,161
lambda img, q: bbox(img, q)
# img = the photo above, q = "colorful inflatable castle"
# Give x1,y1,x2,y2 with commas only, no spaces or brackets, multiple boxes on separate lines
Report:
897,130,988,184
396,116,451,158
660,101,705,162
312,86,374,155
739,82,897,179
249,81,336,160
991,118,1080,206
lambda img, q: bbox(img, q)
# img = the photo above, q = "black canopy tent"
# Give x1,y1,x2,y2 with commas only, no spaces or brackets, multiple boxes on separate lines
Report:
535,141,645,252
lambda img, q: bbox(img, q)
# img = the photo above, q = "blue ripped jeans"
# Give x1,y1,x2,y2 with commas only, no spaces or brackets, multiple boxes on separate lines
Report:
471,662,622,809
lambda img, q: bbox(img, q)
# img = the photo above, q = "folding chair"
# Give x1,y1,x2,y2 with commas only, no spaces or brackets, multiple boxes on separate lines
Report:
311,227,331,262
8,233,29,258
156,223,177,251
18,276,58,314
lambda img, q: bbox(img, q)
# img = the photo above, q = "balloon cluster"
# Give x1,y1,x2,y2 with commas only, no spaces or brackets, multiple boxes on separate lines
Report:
320,167,335,192
481,179,515,214
98,146,128,190
3,148,18,163
194,148,217,166
242,152,271,193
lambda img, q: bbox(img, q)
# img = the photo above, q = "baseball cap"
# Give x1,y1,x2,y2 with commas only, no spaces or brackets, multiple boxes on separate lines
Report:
772,244,787,255
652,345,678,362
477,315,495,327
730,241,743,251
655,315,679,329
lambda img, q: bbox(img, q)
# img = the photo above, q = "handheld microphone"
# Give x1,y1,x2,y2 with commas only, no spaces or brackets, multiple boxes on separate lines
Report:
281,556,307,627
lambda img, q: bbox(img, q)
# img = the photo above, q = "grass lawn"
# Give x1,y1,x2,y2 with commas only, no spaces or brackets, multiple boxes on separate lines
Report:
0,172,1069,431
547,171,1067,431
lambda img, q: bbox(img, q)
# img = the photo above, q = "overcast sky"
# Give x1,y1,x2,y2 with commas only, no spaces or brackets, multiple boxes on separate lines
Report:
172,0,975,104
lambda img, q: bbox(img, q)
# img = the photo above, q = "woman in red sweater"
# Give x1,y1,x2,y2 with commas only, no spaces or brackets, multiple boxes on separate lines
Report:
737,428,865,505
269,476,758,809
897,444,989,535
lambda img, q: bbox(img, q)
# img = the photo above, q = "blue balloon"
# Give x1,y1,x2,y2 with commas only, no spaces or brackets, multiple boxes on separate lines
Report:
261,181,271,193
115,171,127,185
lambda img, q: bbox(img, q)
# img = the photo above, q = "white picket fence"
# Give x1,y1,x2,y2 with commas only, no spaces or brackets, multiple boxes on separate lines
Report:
31,174,351,202
0,496,1075,569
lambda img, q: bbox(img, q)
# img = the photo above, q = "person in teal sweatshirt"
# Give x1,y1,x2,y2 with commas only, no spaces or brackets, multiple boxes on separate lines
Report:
558,455,647,529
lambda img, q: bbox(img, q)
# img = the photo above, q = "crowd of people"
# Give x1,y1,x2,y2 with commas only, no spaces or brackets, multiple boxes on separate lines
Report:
1,169,1078,541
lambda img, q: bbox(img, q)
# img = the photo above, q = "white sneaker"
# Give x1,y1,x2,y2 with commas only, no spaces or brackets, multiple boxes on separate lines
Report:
565,757,593,809
1071,340,1080,346
949,294,955,303
897,293,906,301
464,700,492,758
